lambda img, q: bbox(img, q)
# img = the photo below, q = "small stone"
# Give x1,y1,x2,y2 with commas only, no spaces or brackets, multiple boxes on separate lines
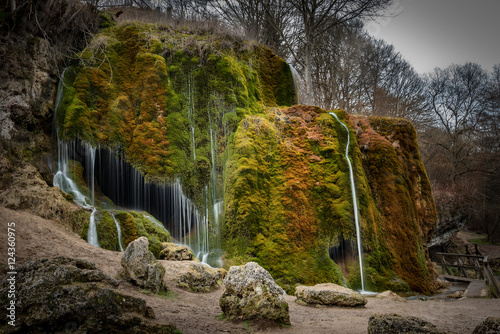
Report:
376,290,405,301
295,283,367,307
447,290,464,299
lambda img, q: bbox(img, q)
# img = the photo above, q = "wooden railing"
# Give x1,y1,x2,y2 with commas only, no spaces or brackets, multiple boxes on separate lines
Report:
436,252,485,279
483,256,500,299
436,252,500,298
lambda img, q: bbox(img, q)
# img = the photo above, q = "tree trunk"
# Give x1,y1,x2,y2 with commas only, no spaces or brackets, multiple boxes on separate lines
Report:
11,0,16,11
304,36,313,105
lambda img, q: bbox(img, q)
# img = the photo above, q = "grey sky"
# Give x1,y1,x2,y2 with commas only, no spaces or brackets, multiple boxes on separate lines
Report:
365,0,500,74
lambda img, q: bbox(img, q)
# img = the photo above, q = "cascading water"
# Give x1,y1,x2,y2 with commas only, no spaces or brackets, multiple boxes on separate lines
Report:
88,209,100,247
110,212,124,252
92,145,213,263
329,112,365,292
288,64,300,105
53,68,225,266
186,72,196,161
53,141,100,247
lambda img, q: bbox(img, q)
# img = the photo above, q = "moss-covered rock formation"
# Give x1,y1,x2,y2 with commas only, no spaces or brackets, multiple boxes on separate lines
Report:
56,22,295,200
224,106,437,293
55,22,437,293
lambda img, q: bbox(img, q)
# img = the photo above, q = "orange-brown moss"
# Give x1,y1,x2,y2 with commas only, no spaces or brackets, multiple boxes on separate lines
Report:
224,107,437,293
350,116,438,293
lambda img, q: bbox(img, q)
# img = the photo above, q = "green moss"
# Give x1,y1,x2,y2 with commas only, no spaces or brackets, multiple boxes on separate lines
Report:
58,22,295,211
113,211,171,257
98,11,116,29
94,211,120,250
55,21,436,293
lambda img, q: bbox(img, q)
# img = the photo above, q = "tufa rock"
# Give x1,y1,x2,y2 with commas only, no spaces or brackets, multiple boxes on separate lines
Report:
159,242,196,261
121,237,167,293
219,262,290,325
177,262,226,292
472,317,500,334
0,257,178,334
368,314,452,334
295,283,367,307
160,260,226,292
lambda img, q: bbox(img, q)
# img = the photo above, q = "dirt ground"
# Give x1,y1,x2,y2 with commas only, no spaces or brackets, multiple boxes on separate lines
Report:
1,206,499,334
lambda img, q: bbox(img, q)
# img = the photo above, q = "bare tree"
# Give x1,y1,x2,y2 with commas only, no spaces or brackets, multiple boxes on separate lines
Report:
424,63,490,187
285,0,394,104
210,0,294,58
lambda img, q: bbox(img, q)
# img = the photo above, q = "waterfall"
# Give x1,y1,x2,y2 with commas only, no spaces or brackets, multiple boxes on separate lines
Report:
54,140,101,248
187,72,196,161
329,112,365,292
92,144,213,264
288,64,300,105
88,208,100,247
110,212,124,252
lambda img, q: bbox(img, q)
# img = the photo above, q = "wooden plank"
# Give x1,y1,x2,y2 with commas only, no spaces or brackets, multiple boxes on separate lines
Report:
442,275,474,283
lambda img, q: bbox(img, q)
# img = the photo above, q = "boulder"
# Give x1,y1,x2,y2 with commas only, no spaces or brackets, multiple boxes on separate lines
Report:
368,314,451,334
295,283,367,307
121,237,167,293
159,242,196,261
472,317,500,334
160,260,226,292
219,262,290,325
0,257,178,334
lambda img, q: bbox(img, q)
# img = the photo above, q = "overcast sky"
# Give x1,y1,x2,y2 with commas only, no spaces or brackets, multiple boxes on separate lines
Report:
365,0,500,74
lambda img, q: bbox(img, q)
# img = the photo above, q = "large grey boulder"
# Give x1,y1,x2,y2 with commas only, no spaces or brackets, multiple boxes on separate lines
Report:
295,283,367,307
368,314,452,334
0,257,178,334
121,237,167,293
219,262,290,325
159,242,196,261
472,317,500,334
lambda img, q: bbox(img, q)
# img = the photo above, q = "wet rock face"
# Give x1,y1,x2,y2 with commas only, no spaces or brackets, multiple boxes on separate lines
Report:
159,242,195,261
294,283,367,307
368,314,451,334
219,262,290,325
0,257,178,334
428,192,469,249
473,317,500,334
121,237,167,293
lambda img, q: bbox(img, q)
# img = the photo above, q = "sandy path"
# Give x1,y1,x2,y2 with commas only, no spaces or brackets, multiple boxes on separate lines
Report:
1,206,499,334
